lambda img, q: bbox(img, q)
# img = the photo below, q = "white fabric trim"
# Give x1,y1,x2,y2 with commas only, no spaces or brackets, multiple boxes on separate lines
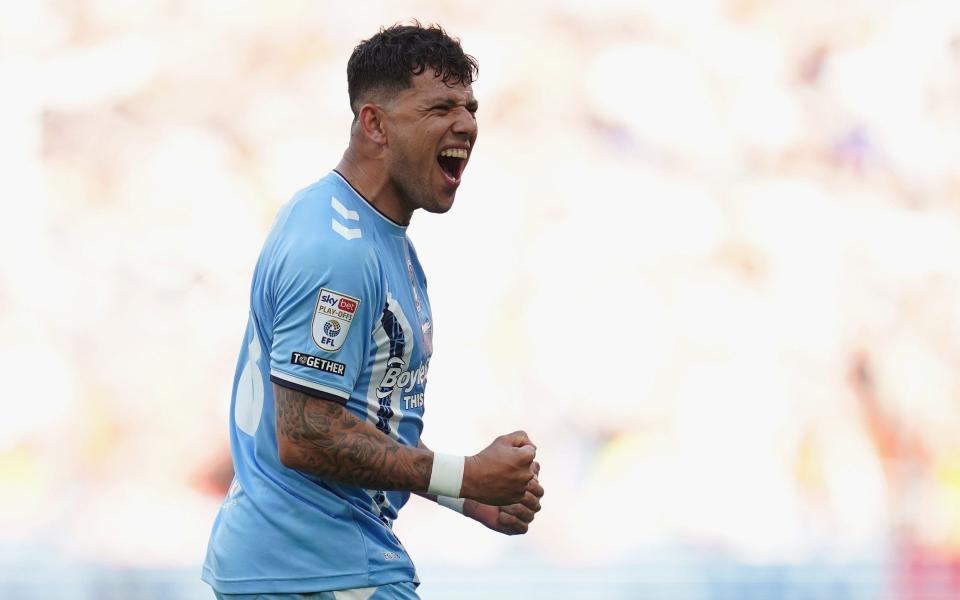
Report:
270,369,350,399
333,586,376,600
235,315,265,436
427,453,464,498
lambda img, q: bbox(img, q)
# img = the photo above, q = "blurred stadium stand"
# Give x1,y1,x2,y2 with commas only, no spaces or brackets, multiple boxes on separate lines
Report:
2,1,960,598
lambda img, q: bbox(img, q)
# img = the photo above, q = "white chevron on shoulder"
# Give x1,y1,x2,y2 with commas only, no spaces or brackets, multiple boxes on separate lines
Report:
331,196,360,221
331,218,362,241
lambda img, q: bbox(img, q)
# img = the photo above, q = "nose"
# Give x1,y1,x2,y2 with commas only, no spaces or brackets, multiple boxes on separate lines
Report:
451,107,478,139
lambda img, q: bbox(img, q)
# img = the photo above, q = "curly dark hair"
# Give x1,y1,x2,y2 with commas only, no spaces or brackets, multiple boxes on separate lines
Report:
347,22,479,117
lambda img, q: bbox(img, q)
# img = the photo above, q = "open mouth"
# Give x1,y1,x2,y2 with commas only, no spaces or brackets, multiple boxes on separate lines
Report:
437,148,468,182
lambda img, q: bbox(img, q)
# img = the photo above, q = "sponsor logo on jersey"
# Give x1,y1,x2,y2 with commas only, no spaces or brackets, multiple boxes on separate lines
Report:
312,288,361,352
290,351,346,376
404,392,425,410
376,356,429,399
338,297,358,313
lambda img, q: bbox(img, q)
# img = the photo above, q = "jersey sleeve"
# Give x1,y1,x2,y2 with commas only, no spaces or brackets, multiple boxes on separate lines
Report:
267,237,382,404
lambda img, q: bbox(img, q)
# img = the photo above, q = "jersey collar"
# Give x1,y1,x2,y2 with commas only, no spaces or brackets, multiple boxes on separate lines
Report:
331,170,408,235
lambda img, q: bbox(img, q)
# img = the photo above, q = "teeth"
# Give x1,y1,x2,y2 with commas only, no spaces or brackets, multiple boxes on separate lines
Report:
439,148,468,159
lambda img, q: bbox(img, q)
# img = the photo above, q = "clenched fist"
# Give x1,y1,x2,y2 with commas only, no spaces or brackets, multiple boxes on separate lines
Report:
460,431,538,506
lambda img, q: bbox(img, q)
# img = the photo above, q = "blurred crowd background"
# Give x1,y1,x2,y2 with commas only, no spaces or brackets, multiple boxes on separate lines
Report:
2,1,960,598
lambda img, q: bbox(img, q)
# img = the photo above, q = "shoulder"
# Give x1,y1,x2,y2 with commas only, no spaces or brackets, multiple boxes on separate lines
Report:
281,176,355,232
272,177,381,272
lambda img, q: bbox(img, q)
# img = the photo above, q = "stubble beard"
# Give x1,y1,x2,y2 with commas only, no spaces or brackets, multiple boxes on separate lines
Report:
389,155,448,216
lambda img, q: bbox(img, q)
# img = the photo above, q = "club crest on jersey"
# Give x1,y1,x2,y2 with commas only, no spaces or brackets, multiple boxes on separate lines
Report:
312,288,360,352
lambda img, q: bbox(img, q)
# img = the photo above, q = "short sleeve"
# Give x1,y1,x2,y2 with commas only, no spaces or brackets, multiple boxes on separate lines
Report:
268,237,382,404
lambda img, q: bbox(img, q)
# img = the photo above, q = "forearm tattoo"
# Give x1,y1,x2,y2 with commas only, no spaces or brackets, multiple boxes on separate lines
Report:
275,385,432,491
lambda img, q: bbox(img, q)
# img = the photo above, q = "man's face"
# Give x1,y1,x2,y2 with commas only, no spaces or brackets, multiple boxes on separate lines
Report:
381,72,478,217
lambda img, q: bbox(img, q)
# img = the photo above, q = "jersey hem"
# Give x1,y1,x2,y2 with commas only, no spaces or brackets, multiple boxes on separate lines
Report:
201,565,415,595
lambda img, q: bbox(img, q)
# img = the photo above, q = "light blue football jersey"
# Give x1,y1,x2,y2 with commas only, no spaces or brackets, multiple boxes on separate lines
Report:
202,171,434,594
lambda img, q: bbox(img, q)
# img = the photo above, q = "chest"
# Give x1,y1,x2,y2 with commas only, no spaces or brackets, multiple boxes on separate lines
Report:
376,240,432,360
367,240,432,426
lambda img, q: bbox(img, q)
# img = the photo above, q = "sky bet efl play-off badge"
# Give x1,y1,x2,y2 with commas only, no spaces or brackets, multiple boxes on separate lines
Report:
311,288,360,352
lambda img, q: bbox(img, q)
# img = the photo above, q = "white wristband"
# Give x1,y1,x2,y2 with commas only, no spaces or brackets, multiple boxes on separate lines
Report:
427,453,464,498
437,495,465,514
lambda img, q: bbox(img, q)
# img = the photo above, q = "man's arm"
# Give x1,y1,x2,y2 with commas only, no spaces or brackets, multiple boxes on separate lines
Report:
416,440,545,536
275,384,537,505
275,384,432,491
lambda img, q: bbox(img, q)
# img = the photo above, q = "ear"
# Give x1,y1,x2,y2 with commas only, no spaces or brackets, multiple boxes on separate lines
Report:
357,103,388,146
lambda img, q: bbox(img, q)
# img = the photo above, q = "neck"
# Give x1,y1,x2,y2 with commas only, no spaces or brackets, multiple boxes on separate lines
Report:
335,149,412,226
